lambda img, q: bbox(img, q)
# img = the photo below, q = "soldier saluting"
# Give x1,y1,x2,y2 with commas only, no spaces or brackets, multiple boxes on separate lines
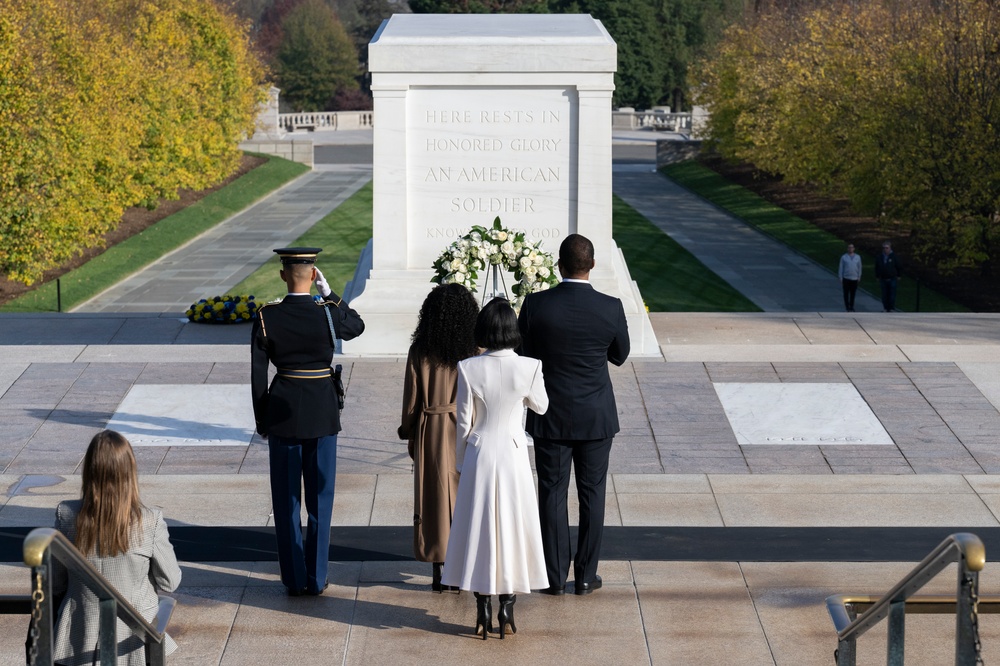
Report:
251,247,365,596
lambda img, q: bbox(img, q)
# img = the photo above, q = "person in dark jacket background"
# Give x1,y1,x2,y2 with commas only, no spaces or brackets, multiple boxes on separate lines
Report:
874,241,903,312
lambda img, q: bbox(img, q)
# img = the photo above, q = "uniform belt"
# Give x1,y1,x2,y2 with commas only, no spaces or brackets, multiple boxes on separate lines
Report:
276,368,331,379
423,404,456,415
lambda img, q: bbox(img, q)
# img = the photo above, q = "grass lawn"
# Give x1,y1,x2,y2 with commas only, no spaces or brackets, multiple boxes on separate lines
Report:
232,181,374,302
233,182,761,312
661,161,968,313
1,154,310,313
612,195,760,312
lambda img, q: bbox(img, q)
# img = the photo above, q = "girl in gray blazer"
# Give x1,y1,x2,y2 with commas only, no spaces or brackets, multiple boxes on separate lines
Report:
52,430,182,666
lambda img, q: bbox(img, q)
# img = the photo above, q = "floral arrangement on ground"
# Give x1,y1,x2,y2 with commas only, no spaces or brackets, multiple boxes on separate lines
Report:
186,295,258,323
431,217,559,307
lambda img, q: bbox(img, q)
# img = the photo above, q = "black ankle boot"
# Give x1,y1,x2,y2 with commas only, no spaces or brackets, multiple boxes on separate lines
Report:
473,592,493,640
432,562,443,593
497,594,517,639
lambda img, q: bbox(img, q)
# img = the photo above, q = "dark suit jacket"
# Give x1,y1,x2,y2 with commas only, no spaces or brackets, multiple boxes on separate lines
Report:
251,293,364,438
875,252,902,279
518,281,630,440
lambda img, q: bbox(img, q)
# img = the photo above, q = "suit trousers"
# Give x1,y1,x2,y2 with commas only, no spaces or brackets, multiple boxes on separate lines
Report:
268,434,337,594
880,278,898,312
534,436,613,588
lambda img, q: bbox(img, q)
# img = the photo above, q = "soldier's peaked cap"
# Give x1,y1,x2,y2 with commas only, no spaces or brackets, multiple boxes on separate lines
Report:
274,247,322,264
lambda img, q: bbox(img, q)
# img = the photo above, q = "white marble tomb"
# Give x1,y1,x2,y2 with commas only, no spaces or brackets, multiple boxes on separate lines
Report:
343,13,658,356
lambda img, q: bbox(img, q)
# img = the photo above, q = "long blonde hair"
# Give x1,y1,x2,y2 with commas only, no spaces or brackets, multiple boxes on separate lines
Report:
76,430,143,557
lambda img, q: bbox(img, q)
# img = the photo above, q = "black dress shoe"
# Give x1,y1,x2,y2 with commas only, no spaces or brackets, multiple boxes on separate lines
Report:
575,576,602,595
305,581,330,596
538,584,565,596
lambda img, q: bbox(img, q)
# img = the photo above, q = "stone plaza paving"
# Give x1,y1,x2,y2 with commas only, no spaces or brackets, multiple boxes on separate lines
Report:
3,311,1000,664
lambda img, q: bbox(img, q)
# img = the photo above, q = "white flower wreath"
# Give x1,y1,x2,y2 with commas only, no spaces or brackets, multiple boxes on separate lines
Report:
431,216,560,308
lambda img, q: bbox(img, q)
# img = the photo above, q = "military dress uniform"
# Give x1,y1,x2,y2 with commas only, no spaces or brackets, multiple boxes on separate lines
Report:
251,248,364,595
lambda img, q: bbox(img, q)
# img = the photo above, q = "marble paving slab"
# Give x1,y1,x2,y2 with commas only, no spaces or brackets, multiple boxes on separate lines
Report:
106,384,255,447
714,382,893,446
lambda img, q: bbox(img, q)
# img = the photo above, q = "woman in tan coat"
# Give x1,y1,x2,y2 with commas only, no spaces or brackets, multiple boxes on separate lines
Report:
398,283,479,591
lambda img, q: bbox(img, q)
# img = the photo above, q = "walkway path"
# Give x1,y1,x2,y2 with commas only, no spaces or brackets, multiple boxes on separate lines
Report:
74,166,371,313
611,132,883,312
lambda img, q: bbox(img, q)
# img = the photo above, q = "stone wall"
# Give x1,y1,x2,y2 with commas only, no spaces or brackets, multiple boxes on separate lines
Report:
656,139,702,167
238,139,313,166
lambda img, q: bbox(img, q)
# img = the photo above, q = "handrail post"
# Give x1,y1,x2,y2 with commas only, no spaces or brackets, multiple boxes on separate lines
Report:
956,564,979,665
29,552,55,665
836,636,856,666
887,599,905,665
99,597,118,666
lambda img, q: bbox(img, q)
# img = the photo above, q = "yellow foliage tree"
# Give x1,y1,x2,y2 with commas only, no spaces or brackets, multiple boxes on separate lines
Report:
0,0,265,284
693,0,1000,272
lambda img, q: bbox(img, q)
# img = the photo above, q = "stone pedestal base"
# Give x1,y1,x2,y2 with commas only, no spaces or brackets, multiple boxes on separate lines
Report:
341,240,660,358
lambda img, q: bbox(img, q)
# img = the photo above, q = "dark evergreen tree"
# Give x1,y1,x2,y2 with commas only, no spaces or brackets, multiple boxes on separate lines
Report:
273,0,359,110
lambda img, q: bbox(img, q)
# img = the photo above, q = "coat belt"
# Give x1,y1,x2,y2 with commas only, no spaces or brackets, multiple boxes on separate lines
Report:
423,404,456,415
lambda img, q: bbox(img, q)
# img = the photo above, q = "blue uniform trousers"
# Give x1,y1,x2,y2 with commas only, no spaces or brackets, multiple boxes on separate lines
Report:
268,434,337,594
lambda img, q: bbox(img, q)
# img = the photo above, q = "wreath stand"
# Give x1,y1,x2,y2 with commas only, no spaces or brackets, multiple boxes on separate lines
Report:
480,263,509,305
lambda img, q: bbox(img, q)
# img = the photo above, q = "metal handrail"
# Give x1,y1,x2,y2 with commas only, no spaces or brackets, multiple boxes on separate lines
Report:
826,532,985,666
23,527,175,666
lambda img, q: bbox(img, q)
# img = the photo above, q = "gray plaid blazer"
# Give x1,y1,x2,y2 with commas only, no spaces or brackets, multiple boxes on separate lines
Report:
52,500,182,666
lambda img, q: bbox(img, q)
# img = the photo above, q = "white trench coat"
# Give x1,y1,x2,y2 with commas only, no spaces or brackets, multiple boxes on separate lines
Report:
441,349,550,595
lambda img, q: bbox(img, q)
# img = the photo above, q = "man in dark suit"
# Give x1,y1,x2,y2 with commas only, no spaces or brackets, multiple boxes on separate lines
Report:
518,234,630,595
251,247,364,596
874,241,903,312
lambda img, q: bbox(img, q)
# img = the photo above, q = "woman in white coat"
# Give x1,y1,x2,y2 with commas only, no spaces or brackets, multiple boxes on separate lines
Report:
441,297,549,640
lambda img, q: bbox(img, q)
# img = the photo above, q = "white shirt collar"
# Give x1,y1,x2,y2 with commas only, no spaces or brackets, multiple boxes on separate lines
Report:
562,278,589,284
482,348,518,357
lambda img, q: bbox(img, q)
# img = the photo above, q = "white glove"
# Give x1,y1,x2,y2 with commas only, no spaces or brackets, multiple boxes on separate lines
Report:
313,267,332,298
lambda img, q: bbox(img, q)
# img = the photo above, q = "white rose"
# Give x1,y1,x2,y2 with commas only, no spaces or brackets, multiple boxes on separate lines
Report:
532,255,543,266
501,241,515,255
471,232,482,242
472,259,483,270
450,258,463,271
525,266,537,279
497,231,508,241
538,266,550,278
538,282,550,291
519,256,532,268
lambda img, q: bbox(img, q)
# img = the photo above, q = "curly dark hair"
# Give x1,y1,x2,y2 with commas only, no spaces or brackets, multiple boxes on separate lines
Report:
411,283,479,366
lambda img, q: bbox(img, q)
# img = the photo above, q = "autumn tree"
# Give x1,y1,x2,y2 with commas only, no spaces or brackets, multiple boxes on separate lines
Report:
693,0,1000,271
0,0,264,284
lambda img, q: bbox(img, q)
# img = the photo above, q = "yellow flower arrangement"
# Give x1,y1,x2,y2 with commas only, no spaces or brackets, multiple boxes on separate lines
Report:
186,294,259,324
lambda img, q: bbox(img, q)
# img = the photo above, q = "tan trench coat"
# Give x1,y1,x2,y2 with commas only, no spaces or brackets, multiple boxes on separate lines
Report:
398,347,461,562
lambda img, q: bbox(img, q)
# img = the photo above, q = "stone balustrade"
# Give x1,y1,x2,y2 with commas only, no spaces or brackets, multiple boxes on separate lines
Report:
279,110,374,132
612,107,693,132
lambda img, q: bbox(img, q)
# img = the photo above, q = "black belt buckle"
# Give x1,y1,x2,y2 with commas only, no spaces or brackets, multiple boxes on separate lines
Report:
333,364,345,411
